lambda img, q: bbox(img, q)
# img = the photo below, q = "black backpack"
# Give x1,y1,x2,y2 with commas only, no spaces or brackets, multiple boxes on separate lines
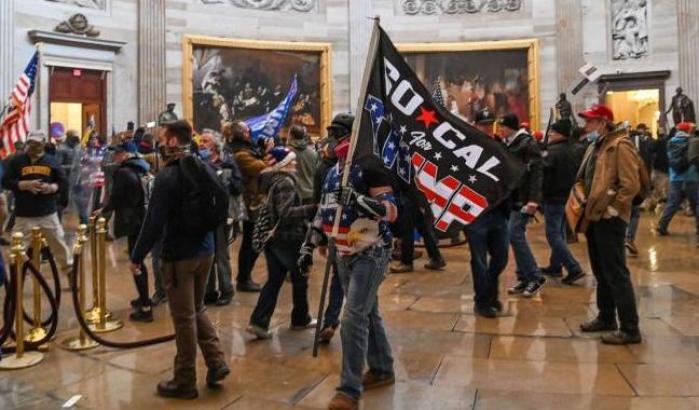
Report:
177,155,230,235
668,138,690,174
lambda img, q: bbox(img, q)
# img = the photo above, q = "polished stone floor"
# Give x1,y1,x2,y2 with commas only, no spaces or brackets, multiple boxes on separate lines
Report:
1,211,699,409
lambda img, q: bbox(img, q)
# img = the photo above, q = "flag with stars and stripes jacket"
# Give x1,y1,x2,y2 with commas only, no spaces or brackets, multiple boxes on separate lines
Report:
314,156,398,257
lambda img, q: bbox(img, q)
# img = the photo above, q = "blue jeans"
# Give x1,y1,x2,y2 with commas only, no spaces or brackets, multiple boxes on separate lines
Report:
508,211,541,283
465,211,509,308
658,181,699,233
336,246,393,400
543,203,582,274
323,265,343,329
626,205,641,241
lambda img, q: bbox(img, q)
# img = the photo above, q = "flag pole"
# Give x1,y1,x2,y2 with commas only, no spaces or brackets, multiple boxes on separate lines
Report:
311,17,382,357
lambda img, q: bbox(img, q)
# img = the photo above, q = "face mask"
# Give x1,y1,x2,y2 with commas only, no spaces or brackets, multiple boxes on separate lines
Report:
586,130,601,144
334,139,350,161
27,144,44,160
198,148,211,160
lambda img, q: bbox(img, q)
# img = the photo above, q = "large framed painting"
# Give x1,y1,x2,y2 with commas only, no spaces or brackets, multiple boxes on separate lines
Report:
398,39,539,128
182,36,332,136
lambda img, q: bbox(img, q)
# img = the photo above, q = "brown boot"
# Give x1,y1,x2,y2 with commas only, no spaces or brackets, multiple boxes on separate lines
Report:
328,393,358,410
362,370,395,390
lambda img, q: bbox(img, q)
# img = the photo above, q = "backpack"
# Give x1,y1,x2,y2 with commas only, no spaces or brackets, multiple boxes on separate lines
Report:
251,176,291,253
177,155,230,236
668,138,690,174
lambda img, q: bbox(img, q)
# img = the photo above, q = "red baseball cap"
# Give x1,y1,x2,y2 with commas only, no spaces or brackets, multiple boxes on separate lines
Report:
677,122,695,133
578,104,614,122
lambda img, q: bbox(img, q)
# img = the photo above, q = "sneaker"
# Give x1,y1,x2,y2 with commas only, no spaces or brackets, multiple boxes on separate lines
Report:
291,317,317,331
424,258,446,271
362,371,395,390
215,292,233,306
319,326,337,344
601,330,642,345
246,324,272,340
541,266,563,277
206,363,231,388
151,291,167,306
580,318,618,333
562,270,586,285
492,300,504,313
236,280,262,292
389,262,413,274
522,277,546,298
156,380,198,400
129,308,153,323
625,241,639,256
474,304,497,318
328,393,359,410
507,280,528,295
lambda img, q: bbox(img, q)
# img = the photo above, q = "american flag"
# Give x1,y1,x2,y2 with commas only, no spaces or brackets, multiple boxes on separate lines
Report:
431,76,445,108
0,51,39,158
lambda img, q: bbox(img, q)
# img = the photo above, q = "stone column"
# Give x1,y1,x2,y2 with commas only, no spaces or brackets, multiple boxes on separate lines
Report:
0,0,14,103
677,0,699,102
555,0,584,97
348,0,373,110
138,0,166,124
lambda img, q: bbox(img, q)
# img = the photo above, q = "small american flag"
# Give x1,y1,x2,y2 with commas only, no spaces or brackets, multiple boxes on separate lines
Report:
0,51,39,158
431,76,445,108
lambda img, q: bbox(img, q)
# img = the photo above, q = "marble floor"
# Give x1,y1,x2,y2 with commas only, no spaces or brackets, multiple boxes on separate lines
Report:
1,211,698,409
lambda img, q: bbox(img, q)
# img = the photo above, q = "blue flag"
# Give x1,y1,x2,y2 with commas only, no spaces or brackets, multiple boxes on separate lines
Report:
245,75,298,142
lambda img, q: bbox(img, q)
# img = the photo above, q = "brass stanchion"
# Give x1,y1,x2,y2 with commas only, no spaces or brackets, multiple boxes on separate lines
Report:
84,216,110,323
88,217,122,333
60,225,99,351
25,227,49,344
0,233,44,370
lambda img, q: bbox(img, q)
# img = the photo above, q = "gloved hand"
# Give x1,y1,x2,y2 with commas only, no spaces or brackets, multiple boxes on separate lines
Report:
297,243,314,276
336,186,359,207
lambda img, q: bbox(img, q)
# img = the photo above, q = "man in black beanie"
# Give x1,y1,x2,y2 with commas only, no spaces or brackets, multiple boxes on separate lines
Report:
541,120,586,285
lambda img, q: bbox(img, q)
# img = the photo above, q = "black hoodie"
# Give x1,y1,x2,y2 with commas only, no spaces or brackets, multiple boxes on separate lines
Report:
2,153,67,217
102,156,150,238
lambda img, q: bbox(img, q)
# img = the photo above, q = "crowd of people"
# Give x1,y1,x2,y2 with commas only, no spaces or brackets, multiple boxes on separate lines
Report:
1,100,699,410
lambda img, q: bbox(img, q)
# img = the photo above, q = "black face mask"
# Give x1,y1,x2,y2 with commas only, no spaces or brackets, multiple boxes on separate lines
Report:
27,144,44,160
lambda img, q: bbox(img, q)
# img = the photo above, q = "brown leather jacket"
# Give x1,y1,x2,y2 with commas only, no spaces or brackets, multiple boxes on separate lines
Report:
574,128,641,228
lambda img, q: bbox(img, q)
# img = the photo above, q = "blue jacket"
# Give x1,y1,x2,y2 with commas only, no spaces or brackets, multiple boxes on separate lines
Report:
668,132,699,182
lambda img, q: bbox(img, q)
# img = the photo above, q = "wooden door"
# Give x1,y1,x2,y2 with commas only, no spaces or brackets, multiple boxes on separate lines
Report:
49,67,106,135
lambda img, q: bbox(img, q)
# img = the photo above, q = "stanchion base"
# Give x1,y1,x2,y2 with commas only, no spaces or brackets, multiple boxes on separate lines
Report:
84,307,112,324
0,351,44,370
25,327,49,344
88,319,123,333
60,336,99,351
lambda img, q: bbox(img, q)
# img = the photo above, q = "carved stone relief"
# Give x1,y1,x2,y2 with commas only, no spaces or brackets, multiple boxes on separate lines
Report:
200,0,317,13
400,0,523,15
55,13,100,37
611,0,649,60
45,0,106,10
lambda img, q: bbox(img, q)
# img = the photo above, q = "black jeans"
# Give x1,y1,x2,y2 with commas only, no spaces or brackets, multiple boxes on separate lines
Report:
127,233,150,307
586,217,640,334
250,239,310,330
400,197,442,264
465,211,509,308
237,219,260,284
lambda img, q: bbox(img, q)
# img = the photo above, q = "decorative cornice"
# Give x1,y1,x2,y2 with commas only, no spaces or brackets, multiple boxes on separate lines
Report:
401,0,523,15
200,0,317,13
28,30,126,53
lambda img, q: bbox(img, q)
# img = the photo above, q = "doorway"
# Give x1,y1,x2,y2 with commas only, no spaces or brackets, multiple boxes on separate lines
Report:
605,89,660,136
49,66,106,141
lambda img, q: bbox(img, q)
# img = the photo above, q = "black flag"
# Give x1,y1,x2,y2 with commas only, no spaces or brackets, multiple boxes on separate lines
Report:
350,25,524,236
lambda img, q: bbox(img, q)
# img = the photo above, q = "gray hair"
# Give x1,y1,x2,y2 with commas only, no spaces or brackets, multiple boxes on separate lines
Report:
201,128,224,153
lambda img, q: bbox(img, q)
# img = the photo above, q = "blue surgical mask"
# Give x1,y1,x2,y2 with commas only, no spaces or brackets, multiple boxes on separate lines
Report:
198,148,211,160
586,131,601,144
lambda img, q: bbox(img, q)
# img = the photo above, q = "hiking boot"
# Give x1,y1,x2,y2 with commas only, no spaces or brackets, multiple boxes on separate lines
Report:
129,308,153,323
291,318,317,331
390,262,413,274
580,318,617,333
474,304,497,318
562,271,586,285
522,277,546,298
156,380,198,400
601,330,642,345
319,326,337,344
246,324,272,340
237,280,261,292
540,266,563,277
625,241,639,256
328,393,358,410
507,280,528,295
362,371,395,390
424,258,446,271
206,363,231,388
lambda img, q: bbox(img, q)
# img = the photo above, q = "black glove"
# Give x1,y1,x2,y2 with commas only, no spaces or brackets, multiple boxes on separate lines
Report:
336,186,359,207
335,186,387,218
297,243,314,276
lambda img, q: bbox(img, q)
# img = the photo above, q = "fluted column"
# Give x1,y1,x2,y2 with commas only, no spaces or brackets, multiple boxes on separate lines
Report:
555,0,584,96
138,0,166,124
677,0,699,102
0,0,14,103
348,0,373,110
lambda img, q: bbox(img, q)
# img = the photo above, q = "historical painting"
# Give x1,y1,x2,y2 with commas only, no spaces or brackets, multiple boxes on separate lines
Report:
399,39,539,127
183,36,332,136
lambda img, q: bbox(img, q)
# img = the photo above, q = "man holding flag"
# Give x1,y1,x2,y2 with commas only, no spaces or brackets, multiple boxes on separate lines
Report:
301,21,523,410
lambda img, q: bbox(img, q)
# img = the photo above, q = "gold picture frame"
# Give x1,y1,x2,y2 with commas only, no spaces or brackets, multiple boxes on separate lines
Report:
182,35,333,135
397,38,540,128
